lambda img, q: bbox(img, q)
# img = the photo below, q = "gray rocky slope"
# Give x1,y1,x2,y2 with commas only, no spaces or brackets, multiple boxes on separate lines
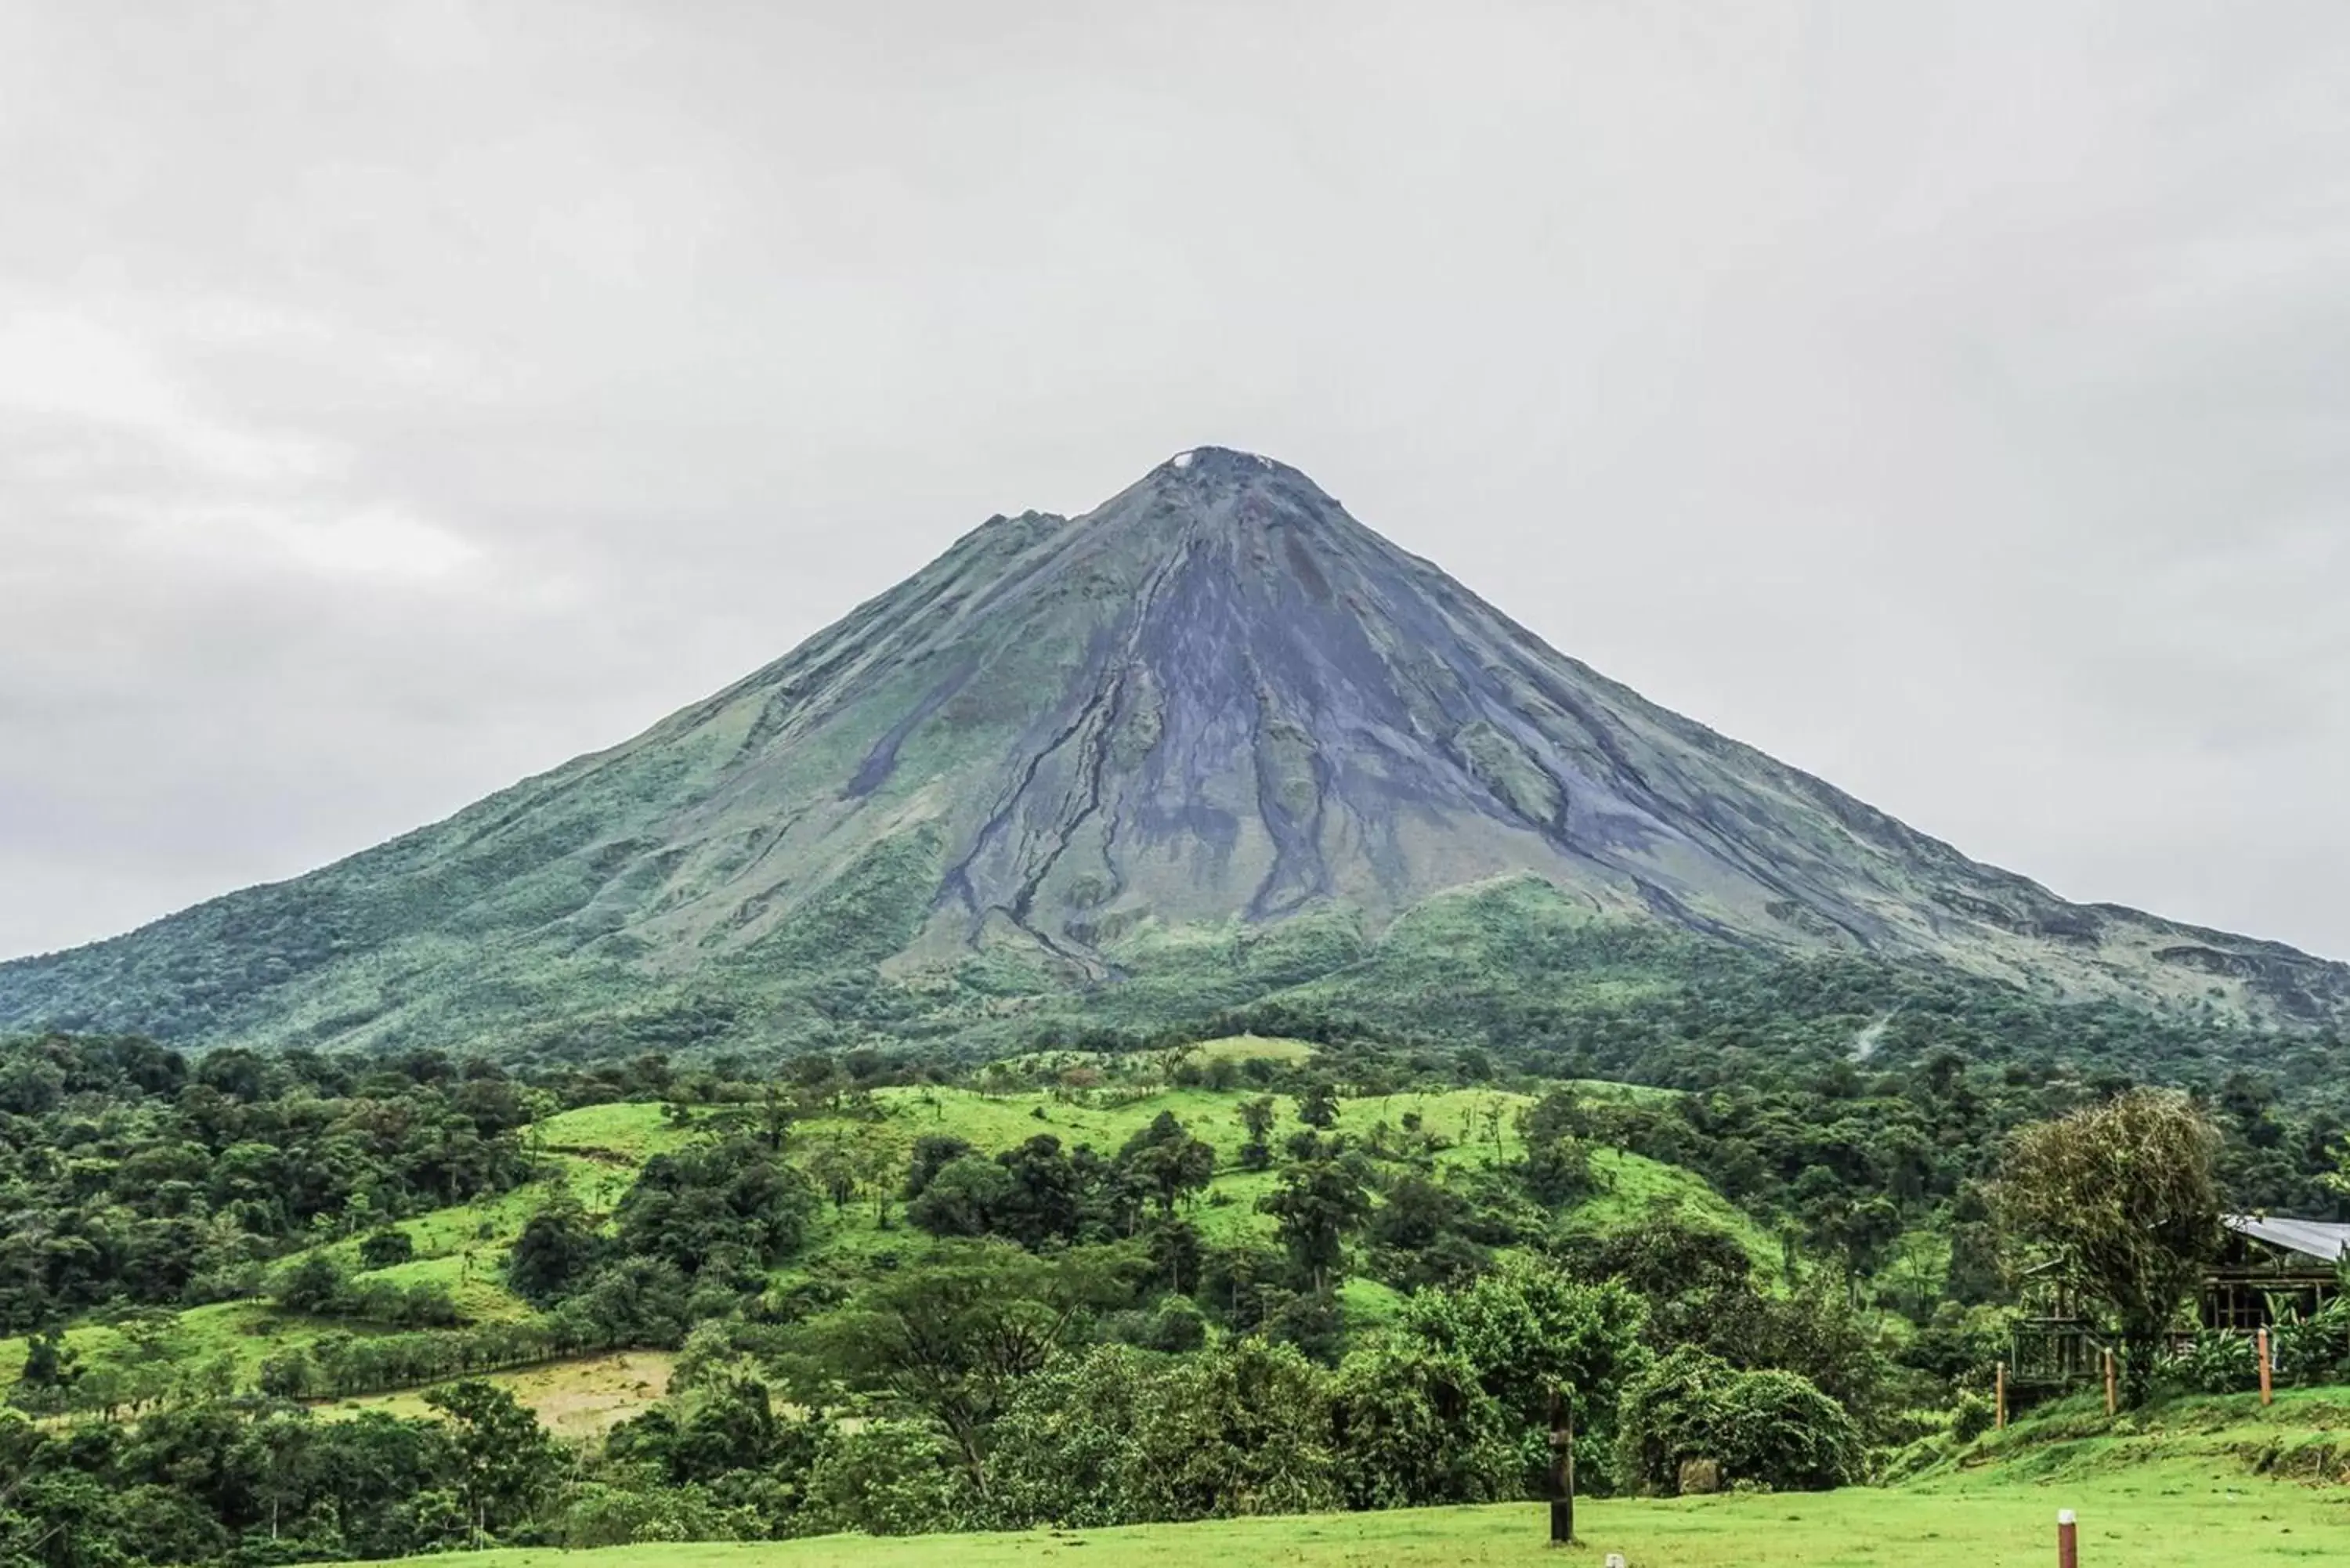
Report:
3,447,2343,1049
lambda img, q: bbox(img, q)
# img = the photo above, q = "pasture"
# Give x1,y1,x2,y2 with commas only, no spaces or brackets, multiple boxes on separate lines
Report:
376,1470,2348,1568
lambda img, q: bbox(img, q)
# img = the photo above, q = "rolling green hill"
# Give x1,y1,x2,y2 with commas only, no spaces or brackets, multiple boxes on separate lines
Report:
0,1052,1762,1422
5,449,2344,1064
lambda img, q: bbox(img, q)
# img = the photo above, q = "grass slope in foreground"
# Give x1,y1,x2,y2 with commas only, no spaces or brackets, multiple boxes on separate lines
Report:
382,1388,2350,1568
371,1480,2343,1568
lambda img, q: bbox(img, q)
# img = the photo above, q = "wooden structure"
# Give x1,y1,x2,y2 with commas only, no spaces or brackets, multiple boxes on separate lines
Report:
2204,1215,2348,1331
2008,1261,2102,1391
2008,1214,2348,1393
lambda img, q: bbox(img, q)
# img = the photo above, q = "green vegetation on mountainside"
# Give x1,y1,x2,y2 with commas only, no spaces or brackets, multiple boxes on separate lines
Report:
12,868,2345,1104
10,453,2348,1067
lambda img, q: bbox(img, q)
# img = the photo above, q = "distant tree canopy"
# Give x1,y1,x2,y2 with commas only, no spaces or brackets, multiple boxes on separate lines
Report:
0,1034,539,1334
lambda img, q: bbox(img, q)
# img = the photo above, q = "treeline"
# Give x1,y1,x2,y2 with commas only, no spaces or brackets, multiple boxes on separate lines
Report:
258,1321,616,1401
0,1381,567,1562
0,1036,538,1332
655,1248,1859,1537
0,1251,1864,1562
0,1033,962,1339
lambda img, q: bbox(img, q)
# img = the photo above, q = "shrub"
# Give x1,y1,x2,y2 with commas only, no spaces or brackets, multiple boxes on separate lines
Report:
1329,1339,1517,1509
2269,1299,2350,1388
2163,1329,2256,1395
1950,1389,1995,1443
801,1422,974,1537
555,1481,761,1547
360,1229,417,1270
1615,1346,1857,1495
1141,1297,1208,1353
984,1339,1343,1529
1711,1367,1861,1490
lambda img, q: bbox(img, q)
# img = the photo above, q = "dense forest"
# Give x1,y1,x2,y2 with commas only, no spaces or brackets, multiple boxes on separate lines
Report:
0,1013,2340,1564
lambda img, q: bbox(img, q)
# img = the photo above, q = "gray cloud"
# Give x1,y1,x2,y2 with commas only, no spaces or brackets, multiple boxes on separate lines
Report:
4,1,2347,959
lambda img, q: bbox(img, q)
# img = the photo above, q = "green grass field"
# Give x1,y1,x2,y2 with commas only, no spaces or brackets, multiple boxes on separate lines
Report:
382,1467,2349,1568
404,1383,2348,1568
371,1382,2350,1566
1184,1033,1320,1064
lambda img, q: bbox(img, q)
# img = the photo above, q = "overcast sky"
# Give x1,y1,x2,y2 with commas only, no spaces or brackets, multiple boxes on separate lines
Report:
3,2,2347,964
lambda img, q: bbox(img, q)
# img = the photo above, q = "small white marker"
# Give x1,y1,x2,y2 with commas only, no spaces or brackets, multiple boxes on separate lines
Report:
1604,1555,1627,1568
2058,1510,2076,1525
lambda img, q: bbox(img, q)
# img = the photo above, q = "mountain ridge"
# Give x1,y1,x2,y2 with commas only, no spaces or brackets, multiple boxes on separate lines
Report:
5,446,2345,1054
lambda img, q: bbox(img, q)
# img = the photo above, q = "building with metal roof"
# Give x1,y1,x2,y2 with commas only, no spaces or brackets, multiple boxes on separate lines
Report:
2208,1213,2348,1331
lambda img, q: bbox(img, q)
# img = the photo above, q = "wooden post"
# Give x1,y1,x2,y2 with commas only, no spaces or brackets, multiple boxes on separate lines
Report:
2258,1326,2273,1406
1547,1390,1575,1545
2057,1508,2078,1568
1995,1360,2008,1431
2102,1347,2117,1417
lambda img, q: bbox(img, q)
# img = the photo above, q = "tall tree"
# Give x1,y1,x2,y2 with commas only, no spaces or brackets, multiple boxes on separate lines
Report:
1259,1158,1371,1293
785,1241,1140,1492
1120,1114,1217,1216
423,1380,561,1546
1996,1089,2222,1403
1237,1097,1278,1171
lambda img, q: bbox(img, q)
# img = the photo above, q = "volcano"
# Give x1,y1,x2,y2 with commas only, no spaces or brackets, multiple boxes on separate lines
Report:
4,447,2344,1054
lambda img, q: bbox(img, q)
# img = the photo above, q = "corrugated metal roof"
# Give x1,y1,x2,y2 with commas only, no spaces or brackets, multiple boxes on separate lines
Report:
2225,1213,2350,1263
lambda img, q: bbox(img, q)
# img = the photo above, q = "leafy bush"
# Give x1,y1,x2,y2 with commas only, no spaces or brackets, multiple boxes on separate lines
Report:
801,1422,975,1537
2166,1301,2350,1394
2269,1299,2350,1387
360,1228,418,1270
983,1339,1343,1528
1950,1389,1995,1444
2162,1329,2257,1395
554,1481,761,1548
269,1255,461,1328
1329,1339,1517,1509
1615,1346,1858,1495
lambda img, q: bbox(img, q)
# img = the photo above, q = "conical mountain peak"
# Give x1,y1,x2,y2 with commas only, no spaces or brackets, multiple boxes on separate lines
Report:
1066,446,1354,557
1159,445,1303,483
4,450,2345,1054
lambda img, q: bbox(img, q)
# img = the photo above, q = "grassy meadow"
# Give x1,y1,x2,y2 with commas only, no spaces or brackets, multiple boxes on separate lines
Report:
377,1465,2348,1568
321,1350,678,1440
373,1386,2350,1566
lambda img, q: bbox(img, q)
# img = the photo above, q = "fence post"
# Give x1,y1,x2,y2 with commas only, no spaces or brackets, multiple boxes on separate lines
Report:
2057,1508,2078,1568
2258,1326,2273,1407
2102,1347,2116,1417
1995,1360,2008,1431
1547,1389,1574,1545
